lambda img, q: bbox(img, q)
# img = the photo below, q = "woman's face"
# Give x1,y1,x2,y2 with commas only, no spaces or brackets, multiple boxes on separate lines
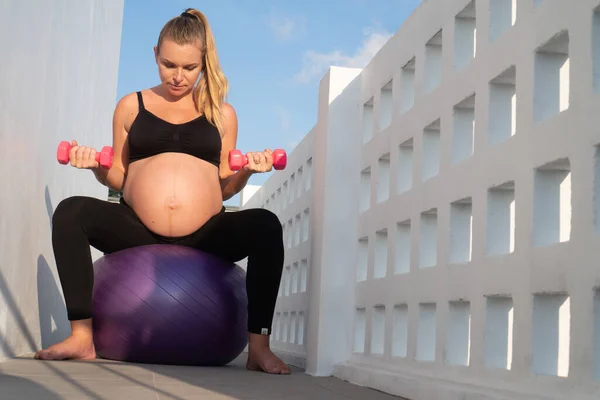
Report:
154,39,203,97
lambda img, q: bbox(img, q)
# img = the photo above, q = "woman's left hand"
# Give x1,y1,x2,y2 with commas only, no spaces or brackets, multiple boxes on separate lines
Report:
243,149,274,174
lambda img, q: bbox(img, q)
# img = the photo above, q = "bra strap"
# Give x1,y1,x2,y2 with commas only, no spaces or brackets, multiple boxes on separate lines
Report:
136,91,145,110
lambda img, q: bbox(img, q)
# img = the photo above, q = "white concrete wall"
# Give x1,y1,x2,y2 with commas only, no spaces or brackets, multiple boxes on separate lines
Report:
0,0,124,361
241,0,600,398
241,114,316,368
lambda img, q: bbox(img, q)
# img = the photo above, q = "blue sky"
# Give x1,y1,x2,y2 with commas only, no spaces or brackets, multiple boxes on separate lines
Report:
116,0,422,204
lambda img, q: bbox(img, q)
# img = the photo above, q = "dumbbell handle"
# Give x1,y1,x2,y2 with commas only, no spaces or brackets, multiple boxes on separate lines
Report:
228,149,287,171
56,141,114,169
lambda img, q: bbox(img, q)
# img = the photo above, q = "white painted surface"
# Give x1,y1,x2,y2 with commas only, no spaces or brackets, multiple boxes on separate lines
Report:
0,0,124,361
241,0,600,398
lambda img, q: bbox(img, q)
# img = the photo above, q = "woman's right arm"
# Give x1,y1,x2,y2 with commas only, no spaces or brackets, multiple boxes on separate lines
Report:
92,94,135,191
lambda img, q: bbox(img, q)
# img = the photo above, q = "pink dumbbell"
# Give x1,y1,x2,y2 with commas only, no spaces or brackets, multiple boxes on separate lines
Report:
56,141,114,169
228,149,287,171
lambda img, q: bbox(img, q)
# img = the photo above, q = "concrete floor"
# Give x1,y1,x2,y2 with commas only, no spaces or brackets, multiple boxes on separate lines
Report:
0,353,404,400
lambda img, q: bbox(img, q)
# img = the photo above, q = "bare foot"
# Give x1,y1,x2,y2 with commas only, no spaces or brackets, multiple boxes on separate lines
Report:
246,333,290,374
34,318,96,361
246,347,291,374
34,334,96,361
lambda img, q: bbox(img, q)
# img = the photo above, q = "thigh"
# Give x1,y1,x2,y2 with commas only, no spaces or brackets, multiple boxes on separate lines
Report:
182,208,283,262
53,196,158,254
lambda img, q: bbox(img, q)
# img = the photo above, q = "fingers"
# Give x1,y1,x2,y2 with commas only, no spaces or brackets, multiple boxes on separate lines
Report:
264,148,273,166
69,142,98,169
244,150,273,173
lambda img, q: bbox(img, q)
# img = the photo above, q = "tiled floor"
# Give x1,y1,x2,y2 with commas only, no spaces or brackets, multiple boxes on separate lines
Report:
0,353,404,399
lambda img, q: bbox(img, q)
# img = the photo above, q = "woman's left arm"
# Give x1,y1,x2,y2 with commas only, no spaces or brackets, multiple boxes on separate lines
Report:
218,103,275,201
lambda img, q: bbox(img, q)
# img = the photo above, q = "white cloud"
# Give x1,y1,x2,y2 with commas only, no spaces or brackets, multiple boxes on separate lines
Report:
293,27,392,84
268,11,306,43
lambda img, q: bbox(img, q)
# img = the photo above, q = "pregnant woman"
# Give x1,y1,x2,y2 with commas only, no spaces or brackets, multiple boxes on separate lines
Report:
34,8,290,375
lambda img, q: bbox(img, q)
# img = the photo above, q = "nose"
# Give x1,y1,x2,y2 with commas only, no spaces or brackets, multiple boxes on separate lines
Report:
174,68,183,82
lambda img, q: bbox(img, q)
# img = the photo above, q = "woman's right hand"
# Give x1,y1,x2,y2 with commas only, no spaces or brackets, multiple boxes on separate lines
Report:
68,140,99,169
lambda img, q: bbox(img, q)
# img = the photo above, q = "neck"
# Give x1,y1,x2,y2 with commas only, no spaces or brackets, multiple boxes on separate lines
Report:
154,84,195,104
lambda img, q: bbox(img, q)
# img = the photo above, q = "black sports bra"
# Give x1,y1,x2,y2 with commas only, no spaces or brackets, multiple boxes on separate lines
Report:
127,91,222,168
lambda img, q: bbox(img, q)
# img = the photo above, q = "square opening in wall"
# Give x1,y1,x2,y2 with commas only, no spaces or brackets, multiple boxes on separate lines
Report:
374,229,388,279
533,159,571,247
593,289,600,380
594,8,600,92
363,98,374,143
371,305,386,355
532,293,570,377
489,0,517,42
302,209,310,242
380,80,393,130
357,237,369,282
305,158,313,192
294,213,301,247
289,173,296,204
419,208,438,269
425,30,443,93
275,313,281,341
393,304,408,357
397,138,414,194
287,219,293,249
534,30,570,123
283,181,288,210
395,220,411,274
489,66,517,145
290,312,297,344
452,94,476,164
484,296,514,369
454,0,476,71
449,197,473,264
300,259,308,292
296,167,303,199
596,147,600,234
377,153,391,203
291,262,298,294
446,301,471,366
400,58,416,114
360,166,371,213
354,308,367,353
487,181,515,256
282,312,289,342
284,265,291,296
298,312,305,345
417,303,436,362
422,119,441,182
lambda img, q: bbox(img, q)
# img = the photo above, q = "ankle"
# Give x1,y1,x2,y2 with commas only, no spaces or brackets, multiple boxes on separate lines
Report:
248,332,271,351
70,318,94,339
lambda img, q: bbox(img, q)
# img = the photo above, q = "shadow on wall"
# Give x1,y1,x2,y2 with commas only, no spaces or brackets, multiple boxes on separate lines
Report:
37,255,70,349
39,186,71,348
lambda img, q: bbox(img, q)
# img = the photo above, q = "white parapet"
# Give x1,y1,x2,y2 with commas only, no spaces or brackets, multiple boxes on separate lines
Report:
241,0,600,399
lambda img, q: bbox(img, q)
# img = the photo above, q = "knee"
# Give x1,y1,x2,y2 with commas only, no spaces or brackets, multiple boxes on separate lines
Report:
253,209,283,239
52,196,89,228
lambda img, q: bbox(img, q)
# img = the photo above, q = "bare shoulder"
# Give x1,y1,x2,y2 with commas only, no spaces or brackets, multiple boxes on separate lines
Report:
222,102,237,121
114,92,141,129
221,102,238,137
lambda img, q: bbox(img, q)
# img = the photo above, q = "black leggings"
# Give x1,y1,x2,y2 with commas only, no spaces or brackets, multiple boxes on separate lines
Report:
51,196,284,335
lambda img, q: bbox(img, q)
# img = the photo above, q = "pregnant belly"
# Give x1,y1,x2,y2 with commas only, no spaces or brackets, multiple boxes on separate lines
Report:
122,153,223,237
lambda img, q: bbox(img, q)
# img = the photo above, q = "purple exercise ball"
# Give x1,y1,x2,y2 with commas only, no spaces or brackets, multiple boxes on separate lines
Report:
91,244,248,366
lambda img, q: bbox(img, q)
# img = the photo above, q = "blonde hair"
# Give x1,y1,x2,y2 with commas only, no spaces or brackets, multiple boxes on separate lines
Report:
156,8,228,134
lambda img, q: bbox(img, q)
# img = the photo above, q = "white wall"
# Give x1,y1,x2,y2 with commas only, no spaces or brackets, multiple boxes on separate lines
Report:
0,0,124,361
241,0,600,398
